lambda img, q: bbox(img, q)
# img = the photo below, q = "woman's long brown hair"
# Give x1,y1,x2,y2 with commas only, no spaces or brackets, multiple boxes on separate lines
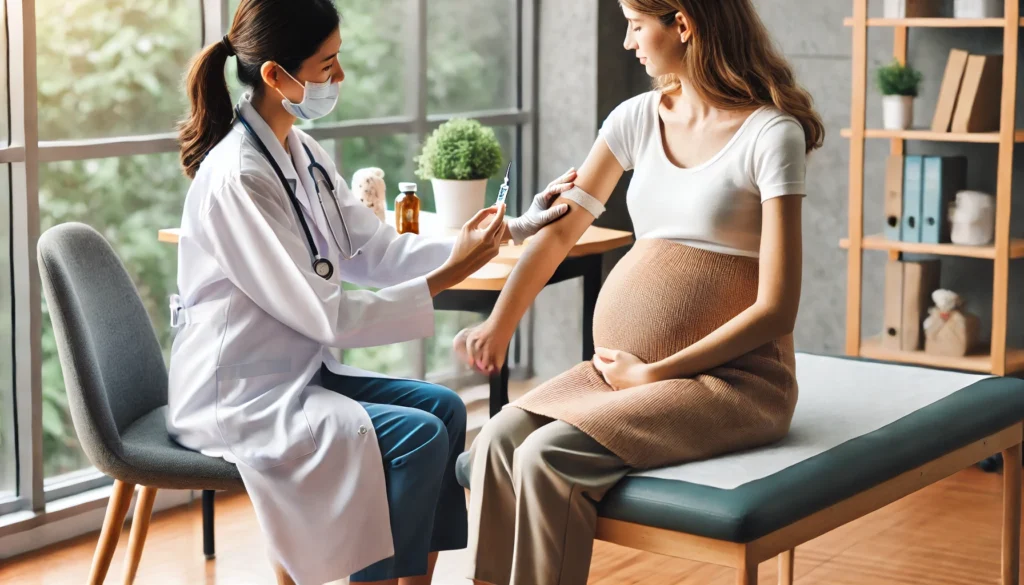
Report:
620,0,824,154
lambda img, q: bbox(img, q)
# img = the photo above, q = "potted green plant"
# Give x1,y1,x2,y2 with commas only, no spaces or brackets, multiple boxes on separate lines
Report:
876,59,923,130
416,119,503,228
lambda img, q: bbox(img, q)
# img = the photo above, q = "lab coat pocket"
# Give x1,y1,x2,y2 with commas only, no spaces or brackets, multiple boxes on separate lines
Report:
215,359,318,471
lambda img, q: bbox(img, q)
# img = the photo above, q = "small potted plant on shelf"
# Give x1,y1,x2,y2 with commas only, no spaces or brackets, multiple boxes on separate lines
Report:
876,59,923,130
416,118,503,228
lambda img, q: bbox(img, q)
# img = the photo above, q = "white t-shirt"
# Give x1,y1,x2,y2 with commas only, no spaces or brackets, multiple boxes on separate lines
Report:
599,91,807,258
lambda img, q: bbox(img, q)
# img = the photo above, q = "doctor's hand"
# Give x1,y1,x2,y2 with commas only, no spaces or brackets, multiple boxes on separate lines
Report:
505,168,575,245
453,319,511,376
427,205,506,296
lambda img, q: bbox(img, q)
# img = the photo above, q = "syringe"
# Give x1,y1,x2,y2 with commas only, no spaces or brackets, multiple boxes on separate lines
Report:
495,162,512,206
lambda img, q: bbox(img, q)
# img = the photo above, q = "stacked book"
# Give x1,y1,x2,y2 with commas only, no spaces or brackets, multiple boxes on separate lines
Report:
932,48,1002,133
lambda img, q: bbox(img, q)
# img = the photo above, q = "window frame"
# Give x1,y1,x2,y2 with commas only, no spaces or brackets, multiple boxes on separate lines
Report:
0,0,537,520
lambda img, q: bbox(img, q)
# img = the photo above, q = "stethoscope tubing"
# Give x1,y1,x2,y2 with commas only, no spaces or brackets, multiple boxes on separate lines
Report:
235,107,352,278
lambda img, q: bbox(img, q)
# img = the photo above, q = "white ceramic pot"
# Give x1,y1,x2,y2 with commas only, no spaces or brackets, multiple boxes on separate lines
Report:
431,178,488,228
954,0,1002,18
882,95,914,130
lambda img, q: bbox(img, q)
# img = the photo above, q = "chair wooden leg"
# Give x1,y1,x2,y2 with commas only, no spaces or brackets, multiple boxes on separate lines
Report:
121,486,158,585
1002,443,1021,585
778,549,794,585
88,480,135,585
274,561,296,585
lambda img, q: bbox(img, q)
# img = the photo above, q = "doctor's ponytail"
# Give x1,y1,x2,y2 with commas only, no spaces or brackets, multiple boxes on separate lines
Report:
179,41,234,179
177,0,341,179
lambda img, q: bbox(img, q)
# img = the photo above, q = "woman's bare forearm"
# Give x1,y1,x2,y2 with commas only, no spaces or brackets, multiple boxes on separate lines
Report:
487,211,590,338
484,140,625,338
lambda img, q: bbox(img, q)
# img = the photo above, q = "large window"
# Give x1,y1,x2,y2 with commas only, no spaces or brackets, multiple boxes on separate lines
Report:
2,0,535,515
0,164,13,502
36,0,200,483
1,1,17,507
427,0,516,115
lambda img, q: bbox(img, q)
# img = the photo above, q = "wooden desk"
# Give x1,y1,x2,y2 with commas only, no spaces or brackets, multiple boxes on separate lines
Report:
159,211,633,414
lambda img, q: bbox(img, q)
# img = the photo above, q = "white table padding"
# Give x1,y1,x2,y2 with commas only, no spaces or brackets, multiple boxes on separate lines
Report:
631,353,991,490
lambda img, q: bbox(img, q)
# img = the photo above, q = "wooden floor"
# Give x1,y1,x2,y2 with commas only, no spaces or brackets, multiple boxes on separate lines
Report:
1,464,1020,584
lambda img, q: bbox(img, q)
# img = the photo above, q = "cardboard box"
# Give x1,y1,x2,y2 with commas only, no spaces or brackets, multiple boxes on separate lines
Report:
882,259,904,351
901,260,941,351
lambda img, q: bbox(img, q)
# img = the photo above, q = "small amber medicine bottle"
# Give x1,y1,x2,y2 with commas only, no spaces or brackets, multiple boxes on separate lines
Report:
395,182,421,234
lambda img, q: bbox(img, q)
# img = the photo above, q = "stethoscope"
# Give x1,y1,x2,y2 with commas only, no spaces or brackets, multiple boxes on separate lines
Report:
235,106,359,280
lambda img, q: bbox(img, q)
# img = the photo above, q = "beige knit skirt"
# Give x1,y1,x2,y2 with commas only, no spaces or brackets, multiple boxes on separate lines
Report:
512,238,799,470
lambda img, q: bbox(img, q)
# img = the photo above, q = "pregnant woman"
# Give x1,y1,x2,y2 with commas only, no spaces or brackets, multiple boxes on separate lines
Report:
454,1,824,584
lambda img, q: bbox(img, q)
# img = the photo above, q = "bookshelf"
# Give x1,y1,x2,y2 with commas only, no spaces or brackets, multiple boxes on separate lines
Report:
843,1,1022,376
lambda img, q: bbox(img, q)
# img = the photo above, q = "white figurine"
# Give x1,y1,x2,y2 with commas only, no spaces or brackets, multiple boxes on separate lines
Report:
923,289,961,333
949,190,995,246
923,288,980,358
352,167,387,223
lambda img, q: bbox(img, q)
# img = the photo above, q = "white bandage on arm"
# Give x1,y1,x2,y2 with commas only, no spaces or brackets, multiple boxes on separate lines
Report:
561,186,605,219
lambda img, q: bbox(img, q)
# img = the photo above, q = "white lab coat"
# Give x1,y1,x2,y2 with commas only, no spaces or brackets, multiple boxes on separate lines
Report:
166,95,454,585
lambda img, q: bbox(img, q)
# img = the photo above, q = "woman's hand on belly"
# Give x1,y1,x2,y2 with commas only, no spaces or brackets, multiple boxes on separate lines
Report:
592,347,659,391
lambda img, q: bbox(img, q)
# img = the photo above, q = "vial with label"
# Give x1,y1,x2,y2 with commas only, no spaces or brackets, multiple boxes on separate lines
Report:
395,182,421,234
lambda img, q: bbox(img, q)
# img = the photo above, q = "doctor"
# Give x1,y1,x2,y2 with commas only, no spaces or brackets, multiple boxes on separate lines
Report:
168,1,572,584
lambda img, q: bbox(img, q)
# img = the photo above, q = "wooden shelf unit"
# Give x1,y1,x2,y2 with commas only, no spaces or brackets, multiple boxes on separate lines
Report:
842,17,1024,28
840,127,1024,143
838,234,1024,259
844,0,1021,376
859,337,1024,374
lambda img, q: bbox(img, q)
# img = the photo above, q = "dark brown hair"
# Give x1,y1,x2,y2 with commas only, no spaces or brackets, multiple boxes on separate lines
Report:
621,0,824,154
178,0,341,178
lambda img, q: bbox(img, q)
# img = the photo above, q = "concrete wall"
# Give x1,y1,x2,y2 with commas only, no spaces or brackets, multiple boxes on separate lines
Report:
531,0,1024,379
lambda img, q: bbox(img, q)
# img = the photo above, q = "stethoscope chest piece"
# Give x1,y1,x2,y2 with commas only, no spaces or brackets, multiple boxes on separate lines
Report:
313,257,334,280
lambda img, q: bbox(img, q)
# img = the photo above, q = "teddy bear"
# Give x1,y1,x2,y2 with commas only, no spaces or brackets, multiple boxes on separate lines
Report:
351,167,387,223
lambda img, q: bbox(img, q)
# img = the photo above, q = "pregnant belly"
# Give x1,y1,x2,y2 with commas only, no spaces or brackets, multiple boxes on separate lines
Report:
592,239,760,364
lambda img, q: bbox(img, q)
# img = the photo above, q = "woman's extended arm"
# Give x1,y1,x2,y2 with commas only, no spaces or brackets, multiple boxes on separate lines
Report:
593,194,804,389
460,138,626,373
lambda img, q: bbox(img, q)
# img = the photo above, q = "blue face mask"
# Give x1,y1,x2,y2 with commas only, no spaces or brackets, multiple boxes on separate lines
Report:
277,68,340,120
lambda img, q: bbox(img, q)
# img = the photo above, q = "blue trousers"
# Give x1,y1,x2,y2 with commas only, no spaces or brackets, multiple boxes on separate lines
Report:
319,366,468,582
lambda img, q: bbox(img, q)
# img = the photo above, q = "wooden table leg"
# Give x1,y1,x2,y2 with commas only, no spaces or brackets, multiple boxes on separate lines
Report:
779,549,794,585
581,255,602,361
1003,442,1021,585
88,480,135,585
489,347,511,417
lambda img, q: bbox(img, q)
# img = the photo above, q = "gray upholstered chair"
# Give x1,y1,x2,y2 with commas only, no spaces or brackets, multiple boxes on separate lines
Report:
38,222,243,585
